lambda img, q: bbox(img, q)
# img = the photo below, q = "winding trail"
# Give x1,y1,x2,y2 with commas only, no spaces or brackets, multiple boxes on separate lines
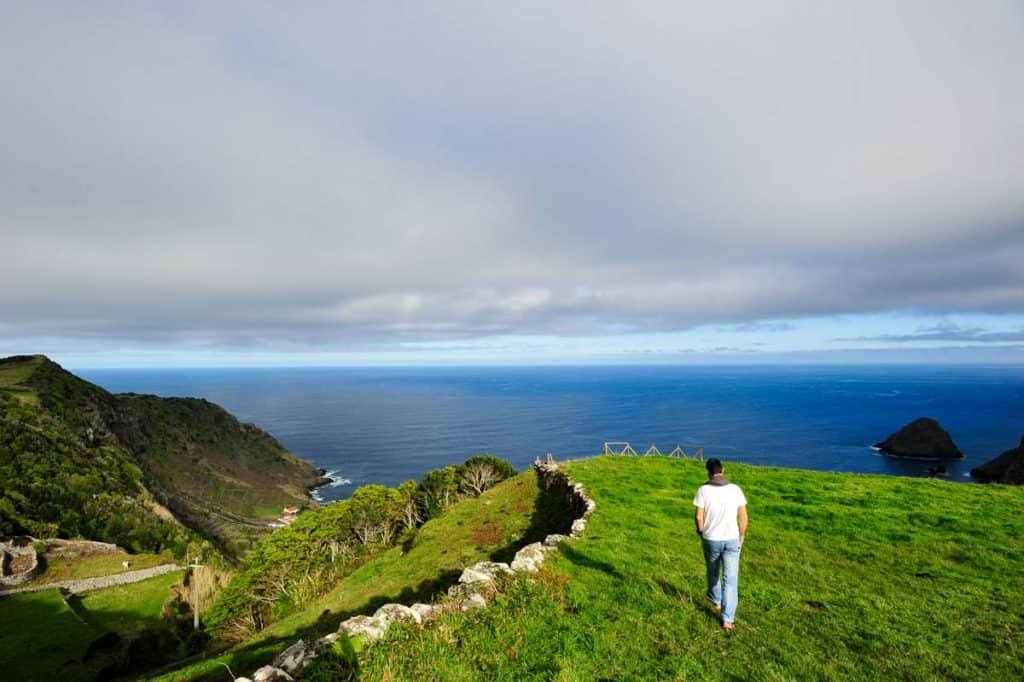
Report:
0,563,183,597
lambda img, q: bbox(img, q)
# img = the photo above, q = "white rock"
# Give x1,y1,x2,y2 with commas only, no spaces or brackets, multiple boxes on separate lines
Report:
410,602,440,623
459,561,513,585
511,557,539,572
458,566,494,585
338,614,389,642
374,603,418,625
252,666,294,682
511,542,547,572
543,534,568,547
458,592,487,611
315,632,339,650
272,639,314,674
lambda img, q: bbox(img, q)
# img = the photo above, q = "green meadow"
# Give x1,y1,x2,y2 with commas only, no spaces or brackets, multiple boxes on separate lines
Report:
0,572,180,682
24,549,173,585
342,456,1024,681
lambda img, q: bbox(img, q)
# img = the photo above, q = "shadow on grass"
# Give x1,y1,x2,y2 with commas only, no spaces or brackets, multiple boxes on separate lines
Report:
0,588,187,682
490,477,576,564
657,578,683,600
557,543,624,579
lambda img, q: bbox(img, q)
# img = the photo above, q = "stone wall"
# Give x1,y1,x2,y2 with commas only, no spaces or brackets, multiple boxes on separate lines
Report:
44,538,119,559
0,539,40,587
235,459,597,682
0,562,184,597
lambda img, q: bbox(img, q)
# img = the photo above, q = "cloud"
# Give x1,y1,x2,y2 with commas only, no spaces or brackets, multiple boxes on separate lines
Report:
840,322,1024,344
1,2,1023,355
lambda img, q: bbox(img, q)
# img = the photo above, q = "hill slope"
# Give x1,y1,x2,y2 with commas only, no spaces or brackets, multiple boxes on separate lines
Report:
0,355,322,555
148,469,566,682
334,456,1024,680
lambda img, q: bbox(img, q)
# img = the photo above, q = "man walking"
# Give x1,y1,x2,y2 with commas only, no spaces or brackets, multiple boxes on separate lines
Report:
693,458,748,630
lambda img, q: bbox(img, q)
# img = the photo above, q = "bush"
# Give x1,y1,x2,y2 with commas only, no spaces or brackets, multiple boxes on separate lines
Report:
458,454,518,495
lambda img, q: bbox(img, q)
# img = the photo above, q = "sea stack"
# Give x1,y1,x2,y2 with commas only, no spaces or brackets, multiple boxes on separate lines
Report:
875,418,964,459
970,436,1024,484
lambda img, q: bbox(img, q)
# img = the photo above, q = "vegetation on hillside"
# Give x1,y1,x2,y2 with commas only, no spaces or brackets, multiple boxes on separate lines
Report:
205,454,519,641
0,355,321,556
327,456,1024,681
0,382,191,554
149,468,571,682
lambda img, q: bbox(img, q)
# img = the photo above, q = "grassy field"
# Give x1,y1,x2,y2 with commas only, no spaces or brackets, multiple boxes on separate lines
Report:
342,456,1024,681
77,572,180,633
0,572,180,681
0,355,43,389
27,549,174,585
0,354,42,404
149,469,567,682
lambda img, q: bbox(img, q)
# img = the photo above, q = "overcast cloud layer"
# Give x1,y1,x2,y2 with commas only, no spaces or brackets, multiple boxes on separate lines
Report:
2,2,1023,361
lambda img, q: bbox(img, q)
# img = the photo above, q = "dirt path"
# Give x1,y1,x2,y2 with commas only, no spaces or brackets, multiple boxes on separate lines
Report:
0,563,183,596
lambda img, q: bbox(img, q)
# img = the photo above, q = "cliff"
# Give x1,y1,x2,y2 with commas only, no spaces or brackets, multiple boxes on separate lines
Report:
0,355,323,556
970,436,1024,484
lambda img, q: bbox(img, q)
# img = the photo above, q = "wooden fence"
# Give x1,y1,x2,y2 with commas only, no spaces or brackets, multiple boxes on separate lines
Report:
602,442,704,460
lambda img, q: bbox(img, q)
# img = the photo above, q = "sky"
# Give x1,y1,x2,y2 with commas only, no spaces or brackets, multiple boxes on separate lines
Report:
2,2,1023,367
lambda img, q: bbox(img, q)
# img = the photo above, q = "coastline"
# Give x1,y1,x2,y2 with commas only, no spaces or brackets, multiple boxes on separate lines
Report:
308,469,352,503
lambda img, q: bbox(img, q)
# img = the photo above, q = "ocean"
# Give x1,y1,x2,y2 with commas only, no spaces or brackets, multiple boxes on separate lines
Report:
76,365,1024,502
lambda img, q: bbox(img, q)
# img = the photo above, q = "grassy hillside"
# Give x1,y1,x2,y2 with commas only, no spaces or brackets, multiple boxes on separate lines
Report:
149,470,568,682
0,355,322,555
0,572,181,682
331,456,1024,681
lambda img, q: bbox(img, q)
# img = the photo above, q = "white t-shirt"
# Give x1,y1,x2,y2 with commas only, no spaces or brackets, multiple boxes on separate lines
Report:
693,482,747,541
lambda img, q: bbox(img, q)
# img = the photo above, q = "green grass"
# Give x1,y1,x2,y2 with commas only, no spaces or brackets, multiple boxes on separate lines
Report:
0,355,43,388
0,355,42,404
0,572,180,681
77,571,181,633
148,469,566,681
27,550,174,585
0,589,94,681
347,456,1024,681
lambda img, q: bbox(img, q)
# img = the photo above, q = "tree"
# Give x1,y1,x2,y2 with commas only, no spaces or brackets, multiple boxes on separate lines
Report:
417,466,459,517
458,454,517,496
348,485,403,545
396,480,421,530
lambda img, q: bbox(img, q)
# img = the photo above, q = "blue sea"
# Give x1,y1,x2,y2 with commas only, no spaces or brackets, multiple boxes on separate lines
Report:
76,365,1024,502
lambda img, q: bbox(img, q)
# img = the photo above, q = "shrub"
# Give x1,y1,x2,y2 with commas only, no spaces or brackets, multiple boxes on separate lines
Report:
458,454,518,495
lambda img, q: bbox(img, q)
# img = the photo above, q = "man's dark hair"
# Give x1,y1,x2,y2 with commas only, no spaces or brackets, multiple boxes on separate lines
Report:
705,458,724,475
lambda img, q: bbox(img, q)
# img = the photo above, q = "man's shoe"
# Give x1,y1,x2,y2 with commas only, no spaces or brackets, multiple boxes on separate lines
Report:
707,598,721,612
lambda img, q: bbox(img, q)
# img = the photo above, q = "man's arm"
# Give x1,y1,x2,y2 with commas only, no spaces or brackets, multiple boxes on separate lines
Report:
738,505,748,544
694,506,706,535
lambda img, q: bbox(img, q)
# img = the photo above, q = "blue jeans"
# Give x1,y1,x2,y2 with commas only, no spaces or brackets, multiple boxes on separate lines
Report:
702,538,741,624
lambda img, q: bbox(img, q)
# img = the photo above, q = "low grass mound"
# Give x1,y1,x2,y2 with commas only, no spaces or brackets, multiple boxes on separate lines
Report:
347,456,1024,680
0,572,181,681
149,469,569,681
